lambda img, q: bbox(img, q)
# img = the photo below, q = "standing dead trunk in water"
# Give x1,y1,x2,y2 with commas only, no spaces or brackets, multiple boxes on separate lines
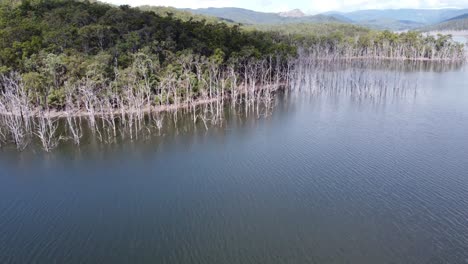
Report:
115,91,126,139
124,87,135,140
35,111,60,152
228,66,238,108
2,74,32,130
247,61,258,112
0,74,31,150
2,114,28,150
0,112,7,148
200,106,209,131
65,83,81,145
79,77,97,132
66,114,81,145
105,85,117,139
0,120,6,147
152,112,164,136
0,52,300,150
96,96,111,143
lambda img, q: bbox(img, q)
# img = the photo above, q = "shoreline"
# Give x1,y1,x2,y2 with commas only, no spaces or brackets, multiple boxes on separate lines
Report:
0,96,235,119
0,83,285,119
1,56,466,120
311,56,467,62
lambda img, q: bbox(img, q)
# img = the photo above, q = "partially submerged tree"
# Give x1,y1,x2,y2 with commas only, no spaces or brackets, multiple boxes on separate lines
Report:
34,112,60,152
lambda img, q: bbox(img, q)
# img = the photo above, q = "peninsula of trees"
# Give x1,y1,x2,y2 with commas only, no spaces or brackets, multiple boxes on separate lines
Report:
0,0,466,151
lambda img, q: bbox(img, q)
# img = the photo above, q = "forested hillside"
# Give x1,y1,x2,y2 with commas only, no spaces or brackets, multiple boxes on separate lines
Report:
422,14,468,31
445,13,468,22
424,19,468,31
0,0,294,72
0,0,297,105
139,5,226,24
326,9,468,25
0,0,300,150
247,23,371,38
0,0,466,151
0,0,463,111
324,9,468,31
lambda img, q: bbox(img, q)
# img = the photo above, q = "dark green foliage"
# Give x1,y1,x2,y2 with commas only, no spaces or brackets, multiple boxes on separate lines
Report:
139,5,224,24
0,0,294,70
0,0,463,112
0,0,296,109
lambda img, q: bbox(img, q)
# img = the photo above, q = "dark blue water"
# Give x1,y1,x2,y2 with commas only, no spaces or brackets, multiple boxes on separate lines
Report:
1,63,468,263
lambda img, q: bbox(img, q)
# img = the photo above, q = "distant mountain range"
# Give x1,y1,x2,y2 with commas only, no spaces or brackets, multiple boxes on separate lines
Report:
182,7,342,25
421,13,468,31
325,9,468,24
181,7,468,31
279,9,305,18
326,8,468,30
444,13,468,22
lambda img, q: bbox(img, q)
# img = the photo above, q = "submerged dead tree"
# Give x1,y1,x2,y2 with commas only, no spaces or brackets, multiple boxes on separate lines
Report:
35,111,60,152
298,32,466,62
0,49,461,151
0,73,32,150
65,83,82,145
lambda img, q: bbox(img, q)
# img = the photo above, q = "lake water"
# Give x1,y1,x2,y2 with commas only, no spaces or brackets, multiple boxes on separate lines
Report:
1,62,468,263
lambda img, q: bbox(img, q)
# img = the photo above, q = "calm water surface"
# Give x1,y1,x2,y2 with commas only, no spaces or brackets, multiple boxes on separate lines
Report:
1,62,468,263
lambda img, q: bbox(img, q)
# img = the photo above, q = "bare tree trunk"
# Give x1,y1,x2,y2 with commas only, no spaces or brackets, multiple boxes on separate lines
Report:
35,111,60,152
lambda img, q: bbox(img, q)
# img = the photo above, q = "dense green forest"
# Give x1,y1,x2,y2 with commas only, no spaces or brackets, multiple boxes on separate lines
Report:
0,0,295,106
0,0,466,151
0,0,464,110
0,0,298,150
139,5,227,24
0,0,294,72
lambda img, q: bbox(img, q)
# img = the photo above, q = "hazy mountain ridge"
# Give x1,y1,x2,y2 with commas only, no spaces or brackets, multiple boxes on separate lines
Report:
279,9,305,18
413,11,468,31
325,9,468,24
183,7,343,24
421,18,468,31
181,7,468,31
357,19,426,31
444,13,468,22
325,8,468,30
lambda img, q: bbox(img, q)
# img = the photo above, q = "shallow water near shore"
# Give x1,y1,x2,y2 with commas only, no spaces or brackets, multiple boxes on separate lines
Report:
1,62,468,263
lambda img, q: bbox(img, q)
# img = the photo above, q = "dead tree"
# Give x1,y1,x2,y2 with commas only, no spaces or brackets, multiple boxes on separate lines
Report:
35,112,60,152
65,82,82,145
79,77,98,131
151,112,164,135
0,121,6,147
0,74,31,150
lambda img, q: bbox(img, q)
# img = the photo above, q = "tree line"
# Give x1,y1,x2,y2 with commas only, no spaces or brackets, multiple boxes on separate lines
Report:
290,30,465,61
0,0,466,151
0,0,296,106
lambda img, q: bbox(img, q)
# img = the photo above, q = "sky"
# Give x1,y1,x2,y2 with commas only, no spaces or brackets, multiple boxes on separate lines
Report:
102,0,468,13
